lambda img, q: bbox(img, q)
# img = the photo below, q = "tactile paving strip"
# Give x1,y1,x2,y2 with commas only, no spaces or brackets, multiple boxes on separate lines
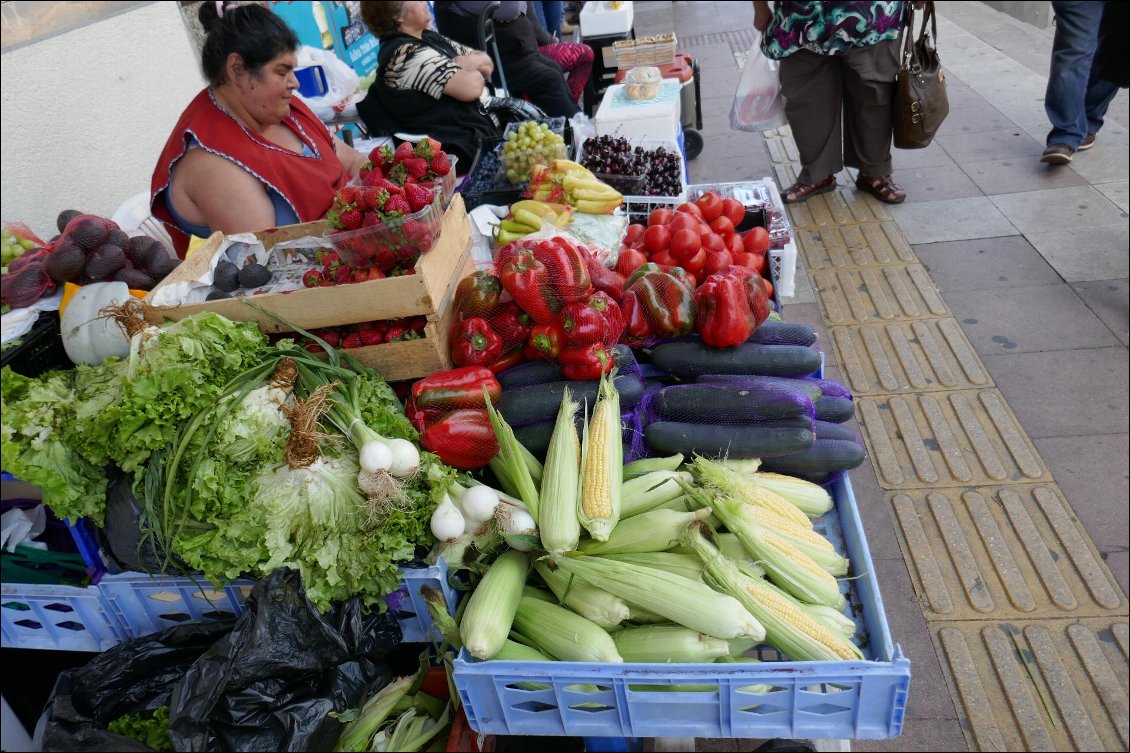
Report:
934,618,1129,752
830,319,991,396
795,222,919,270
810,265,951,324
855,390,1052,490
889,485,1126,620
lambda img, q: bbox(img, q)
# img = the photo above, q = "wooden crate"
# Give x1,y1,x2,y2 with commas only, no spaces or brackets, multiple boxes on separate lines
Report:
143,195,473,381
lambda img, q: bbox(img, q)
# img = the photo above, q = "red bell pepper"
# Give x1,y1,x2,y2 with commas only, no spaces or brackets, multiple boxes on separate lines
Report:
621,270,695,342
620,291,654,346
535,236,592,305
561,291,625,347
489,301,533,352
724,265,771,328
420,409,500,469
523,321,566,360
583,250,626,301
694,271,757,348
559,342,615,381
451,317,503,367
454,271,504,320
412,366,502,411
625,262,695,291
485,348,524,374
497,237,592,323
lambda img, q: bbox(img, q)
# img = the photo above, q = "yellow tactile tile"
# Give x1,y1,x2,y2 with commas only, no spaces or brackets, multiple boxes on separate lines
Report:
810,265,951,324
888,485,1126,620
829,319,991,396
855,390,1052,490
795,222,919,270
781,180,895,227
933,617,1129,752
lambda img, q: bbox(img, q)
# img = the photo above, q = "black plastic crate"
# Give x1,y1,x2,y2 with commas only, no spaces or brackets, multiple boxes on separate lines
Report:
1,311,70,377
460,122,577,211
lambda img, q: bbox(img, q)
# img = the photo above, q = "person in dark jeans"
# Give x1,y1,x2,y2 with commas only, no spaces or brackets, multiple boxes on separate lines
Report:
433,1,580,117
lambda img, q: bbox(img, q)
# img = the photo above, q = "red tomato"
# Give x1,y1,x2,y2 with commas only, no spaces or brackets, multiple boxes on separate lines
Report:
727,232,746,257
694,192,724,222
703,248,734,276
682,271,697,289
682,248,707,277
651,248,678,267
675,202,703,219
670,228,702,262
708,215,735,240
624,223,647,246
701,232,726,253
722,197,745,226
756,252,770,277
616,247,649,277
643,224,671,254
731,250,760,270
744,226,770,256
669,212,700,236
648,208,674,227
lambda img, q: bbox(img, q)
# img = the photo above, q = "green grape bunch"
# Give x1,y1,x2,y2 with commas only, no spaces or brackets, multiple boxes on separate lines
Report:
1,226,39,274
500,121,567,184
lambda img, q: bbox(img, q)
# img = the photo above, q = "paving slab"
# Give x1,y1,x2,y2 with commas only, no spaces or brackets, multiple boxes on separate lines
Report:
959,155,1089,196
795,222,918,271
944,283,1122,355
979,347,1129,439
934,127,1046,165
891,141,959,170
851,718,969,752
885,196,1016,244
1095,180,1130,213
933,101,1018,136
1070,278,1130,346
913,236,1062,294
1065,143,1130,185
888,484,1125,620
1033,433,1130,556
831,434,905,562
894,164,985,204
810,264,950,325
1024,224,1130,283
933,617,1130,752
1104,552,1129,601
989,185,1128,235
829,319,991,397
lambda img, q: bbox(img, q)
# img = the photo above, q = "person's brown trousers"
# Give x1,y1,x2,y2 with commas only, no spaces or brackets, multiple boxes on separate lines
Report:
778,39,901,184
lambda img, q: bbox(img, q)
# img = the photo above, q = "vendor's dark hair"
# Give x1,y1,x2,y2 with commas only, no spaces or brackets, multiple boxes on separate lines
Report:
197,2,299,85
361,1,406,40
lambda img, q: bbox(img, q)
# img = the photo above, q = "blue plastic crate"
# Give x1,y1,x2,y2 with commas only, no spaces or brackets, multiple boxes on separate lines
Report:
453,474,911,740
1,582,124,652
393,558,460,643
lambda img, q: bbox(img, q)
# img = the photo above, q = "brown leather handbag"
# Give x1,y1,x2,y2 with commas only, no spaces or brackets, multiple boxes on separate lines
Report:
893,2,949,149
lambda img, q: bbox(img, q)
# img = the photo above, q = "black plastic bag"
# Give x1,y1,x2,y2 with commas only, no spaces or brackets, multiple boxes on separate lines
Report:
168,568,402,752
34,621,235,752
96,467,169,574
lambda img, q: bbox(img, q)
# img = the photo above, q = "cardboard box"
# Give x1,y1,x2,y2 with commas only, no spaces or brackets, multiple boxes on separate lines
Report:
144,195,474,381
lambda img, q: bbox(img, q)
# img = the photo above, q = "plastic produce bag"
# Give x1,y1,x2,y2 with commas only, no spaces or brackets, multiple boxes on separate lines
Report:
730,32,787,133
168,568,401,752
35,621,235,752
294,45,363,121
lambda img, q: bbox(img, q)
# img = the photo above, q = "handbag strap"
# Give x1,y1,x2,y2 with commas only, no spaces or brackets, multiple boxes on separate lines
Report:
901,2,938,69
917,2,938,47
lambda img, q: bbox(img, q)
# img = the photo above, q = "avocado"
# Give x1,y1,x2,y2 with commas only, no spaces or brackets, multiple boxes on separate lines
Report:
238,263,272,289
206,290,233,301
213,260,240,292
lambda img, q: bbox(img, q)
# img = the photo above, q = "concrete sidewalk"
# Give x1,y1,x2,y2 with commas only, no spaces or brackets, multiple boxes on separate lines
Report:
631,2,1129,751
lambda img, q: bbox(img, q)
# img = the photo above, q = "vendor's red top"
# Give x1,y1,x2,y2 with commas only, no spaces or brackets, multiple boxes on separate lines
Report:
151,89,348,258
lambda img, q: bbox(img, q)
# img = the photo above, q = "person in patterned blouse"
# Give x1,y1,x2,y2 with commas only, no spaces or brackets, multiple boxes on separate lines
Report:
754,1,917,205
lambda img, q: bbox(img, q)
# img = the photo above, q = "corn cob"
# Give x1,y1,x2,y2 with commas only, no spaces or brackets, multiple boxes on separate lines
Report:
621,471,693,517
579,506,711,556
553,555,766,640
485,390,540,519
749,471,833,517
513,595,623,663
604,552,706,582
534,560,630,629
692,457,812,530
684,521,862,662
539,389,582,557
460,550,530,659
495,638,554,661
798,602,857,641
578,374,622,542
612,624,731,663
738,506,849,576
623,453,684,480
692,485,846,609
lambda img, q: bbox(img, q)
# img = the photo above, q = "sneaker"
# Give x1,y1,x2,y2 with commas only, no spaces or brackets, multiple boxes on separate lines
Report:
1041,143,1074,165
1078,132,1097,151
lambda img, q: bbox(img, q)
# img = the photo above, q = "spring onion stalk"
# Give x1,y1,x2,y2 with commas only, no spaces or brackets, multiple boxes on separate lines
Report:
484,388,541,520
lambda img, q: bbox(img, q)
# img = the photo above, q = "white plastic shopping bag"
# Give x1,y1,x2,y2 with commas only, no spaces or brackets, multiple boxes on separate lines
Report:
730,31,787,132
294,45,364,121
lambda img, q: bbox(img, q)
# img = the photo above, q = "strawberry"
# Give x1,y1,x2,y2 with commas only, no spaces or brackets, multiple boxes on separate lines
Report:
358,164,372,182
302,269,325,288
362,169,384,187
388,162,409,186
402,219,430,247
338,186,360,205
413,137,441,159
362,211,383,227
384,195,412,217
342,331,364,349
333,265,356,285
317,250,342,269
393,141,416,164
356,187,381,212
368,144,394,170
360,328,384,347
404,157,429,180
429,151,451,177
319,329,342,347
373,177,403,196
306,342,325,353
404,182,434,212
356,267,385,282
339,207,363,230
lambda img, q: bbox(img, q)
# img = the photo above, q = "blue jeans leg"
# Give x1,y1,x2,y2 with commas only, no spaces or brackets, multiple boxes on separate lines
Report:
1045,0,1106,149
539,1,563,38
1084,62,1120,136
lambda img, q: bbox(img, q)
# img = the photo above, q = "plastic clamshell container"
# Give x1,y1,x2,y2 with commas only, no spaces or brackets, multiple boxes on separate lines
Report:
325,196,445,272
453,473,911,740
